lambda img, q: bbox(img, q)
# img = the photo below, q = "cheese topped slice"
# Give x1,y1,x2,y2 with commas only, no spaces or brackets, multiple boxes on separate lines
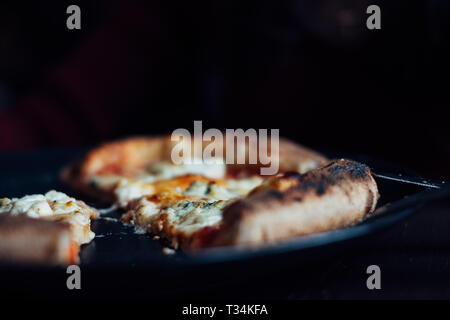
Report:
124,191,234,249
0,190,97,244
90,159,227,192
121,175,263,249
115,174,263,206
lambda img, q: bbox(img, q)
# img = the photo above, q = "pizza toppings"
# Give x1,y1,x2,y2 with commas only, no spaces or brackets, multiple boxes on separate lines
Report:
114,173,263,207
148,159,226,180
123,193,234,249
62,136,329,202
119,173,264,249
0,190,98,246
114,174,216,206
90,159,227,199
183,177,263,200
0,194,53,218
120,174,265,249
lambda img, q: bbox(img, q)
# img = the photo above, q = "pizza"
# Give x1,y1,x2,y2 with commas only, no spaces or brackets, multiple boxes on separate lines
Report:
0,135,380,265
62,136,379,250
119,159,378,249
61,135,329,202
0,190,98,265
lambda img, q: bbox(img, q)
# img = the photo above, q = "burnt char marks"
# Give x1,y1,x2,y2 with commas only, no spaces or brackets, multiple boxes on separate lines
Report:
320,159,371,184
327,159,371,181
276,159,372,201
222,159,375,222
265,190,285,200
282,172,303,180
248,159,373,203
216,159,379,247
292,177,327,197
316,181,326,195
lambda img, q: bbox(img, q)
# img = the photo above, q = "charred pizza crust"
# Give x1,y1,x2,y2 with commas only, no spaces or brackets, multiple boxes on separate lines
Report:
211,159,379,247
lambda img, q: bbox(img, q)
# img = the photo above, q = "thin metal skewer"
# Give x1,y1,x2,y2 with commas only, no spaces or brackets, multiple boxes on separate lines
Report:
373,173,442,189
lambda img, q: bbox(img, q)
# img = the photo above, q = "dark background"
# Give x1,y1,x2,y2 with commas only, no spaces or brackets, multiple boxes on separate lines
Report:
1,1,450,301
0,0,449,178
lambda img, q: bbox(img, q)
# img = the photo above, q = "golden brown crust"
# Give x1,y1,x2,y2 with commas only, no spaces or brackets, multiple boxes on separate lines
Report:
0,214,75,265
80,136,168,177
61,136,168,202
61,135,328,201
210,159,379,247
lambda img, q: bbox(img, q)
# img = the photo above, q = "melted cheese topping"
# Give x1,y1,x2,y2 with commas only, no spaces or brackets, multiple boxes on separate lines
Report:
148,159,226,180
91,159,227,192
122,175,263,248
115,174,218,206
115,174,263,206
0,190,97,244
129,193,233,247
0,194,52,217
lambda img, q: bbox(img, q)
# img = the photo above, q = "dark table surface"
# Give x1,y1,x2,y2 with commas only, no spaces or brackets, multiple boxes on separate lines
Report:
1,149,450,300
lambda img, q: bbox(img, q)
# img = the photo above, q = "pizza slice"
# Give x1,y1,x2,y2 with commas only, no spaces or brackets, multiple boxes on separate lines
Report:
61,135,329,202
0,190,98,265
113,172,263,206
121,159,379,250
119,174,264,249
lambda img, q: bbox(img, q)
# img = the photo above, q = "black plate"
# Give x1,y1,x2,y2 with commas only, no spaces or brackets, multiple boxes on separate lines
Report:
0,149,446,298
